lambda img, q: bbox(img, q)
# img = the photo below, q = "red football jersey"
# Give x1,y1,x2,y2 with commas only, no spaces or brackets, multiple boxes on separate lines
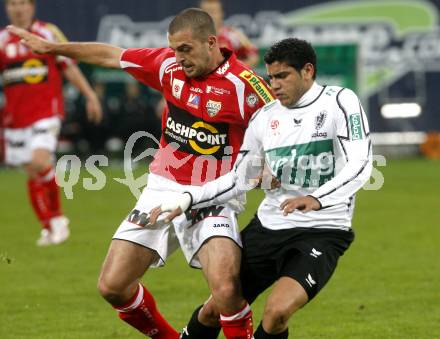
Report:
0,20,74,128
218,26,259,63
120,47,274,185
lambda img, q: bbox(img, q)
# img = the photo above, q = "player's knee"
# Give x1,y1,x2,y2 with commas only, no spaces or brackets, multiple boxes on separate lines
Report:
262,303,291,333
97,276,125,305
210,278,239,303
28,157,50,175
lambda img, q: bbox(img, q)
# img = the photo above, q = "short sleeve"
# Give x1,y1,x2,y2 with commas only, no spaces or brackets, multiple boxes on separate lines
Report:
120,47,173,91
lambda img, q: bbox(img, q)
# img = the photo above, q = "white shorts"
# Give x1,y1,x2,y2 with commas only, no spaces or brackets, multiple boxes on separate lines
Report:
4,116,61,166
113,173,243,268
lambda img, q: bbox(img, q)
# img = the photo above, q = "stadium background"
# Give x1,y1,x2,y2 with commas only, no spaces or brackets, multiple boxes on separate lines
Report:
0,1,439,338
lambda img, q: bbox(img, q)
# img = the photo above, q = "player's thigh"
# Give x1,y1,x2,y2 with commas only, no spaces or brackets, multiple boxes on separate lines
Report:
264,277,308,318
99,239,158,289
25,148,52,174
198,236,242,283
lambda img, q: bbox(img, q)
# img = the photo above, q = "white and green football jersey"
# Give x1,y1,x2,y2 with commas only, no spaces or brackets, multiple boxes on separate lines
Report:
187,82,372,231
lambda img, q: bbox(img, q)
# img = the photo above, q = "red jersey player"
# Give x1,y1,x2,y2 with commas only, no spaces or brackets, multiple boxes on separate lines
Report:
200,0,259,68
1,0,102,246
8,8,274,339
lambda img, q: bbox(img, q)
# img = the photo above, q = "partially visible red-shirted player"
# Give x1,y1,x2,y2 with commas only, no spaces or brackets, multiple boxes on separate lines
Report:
200,0,259,68
1,0,102,246
8,7,274,339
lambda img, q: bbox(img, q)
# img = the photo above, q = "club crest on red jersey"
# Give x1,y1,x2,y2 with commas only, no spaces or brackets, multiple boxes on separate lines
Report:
206,100,222,117
246,93,259,108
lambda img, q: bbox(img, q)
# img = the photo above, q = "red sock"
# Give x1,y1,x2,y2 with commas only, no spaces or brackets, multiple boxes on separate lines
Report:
115,283,179,339
220,303,254,339
38,167,62,219
27,177,51,229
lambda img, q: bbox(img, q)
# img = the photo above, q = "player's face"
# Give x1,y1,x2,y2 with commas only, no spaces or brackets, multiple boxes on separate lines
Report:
5,0,35,27
168,29,213,78
266,61,314,107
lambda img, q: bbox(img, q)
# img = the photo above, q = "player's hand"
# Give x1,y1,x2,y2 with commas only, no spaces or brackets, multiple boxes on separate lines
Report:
254,174,280,190
149,192,193,224
280,195,321,216
253,165,280,190
85,93,103,124
7,25,54,54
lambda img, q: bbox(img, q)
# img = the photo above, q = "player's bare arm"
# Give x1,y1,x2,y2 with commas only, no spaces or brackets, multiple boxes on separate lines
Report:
7,25,123,68
62,65,103,124
279,195,321,216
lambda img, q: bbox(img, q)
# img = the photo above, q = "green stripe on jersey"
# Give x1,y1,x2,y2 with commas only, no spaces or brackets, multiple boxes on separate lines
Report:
265,139,335,188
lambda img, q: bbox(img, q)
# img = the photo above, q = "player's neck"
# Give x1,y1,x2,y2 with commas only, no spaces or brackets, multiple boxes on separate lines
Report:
11,19,33,30
208,48,227,73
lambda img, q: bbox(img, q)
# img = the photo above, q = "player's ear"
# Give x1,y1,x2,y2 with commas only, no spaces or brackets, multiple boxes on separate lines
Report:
302,63,314,80
207,35,217,50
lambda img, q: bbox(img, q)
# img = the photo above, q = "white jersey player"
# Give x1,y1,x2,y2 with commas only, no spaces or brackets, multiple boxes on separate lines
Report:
164,82,372,232
152,38,373,339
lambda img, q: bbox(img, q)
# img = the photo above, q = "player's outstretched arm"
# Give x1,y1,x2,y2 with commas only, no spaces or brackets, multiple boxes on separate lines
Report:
7,25,123,68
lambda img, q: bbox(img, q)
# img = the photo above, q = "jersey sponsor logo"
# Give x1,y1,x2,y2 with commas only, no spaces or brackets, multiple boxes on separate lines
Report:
206,85,230,95
187,93,200,109
266,139,335,188
172,78,184,99
294,118,302,126
349,113,363,140
246,93,259,108
216,61,230,75
270,119,280,136
315,111,327,130
165,63,182,74
305,274,317,287
164,103,229,157
239,70,274,104
190,86,203,93
127,209,150,227
310,248,322,258
312,111,328,138
312,132,328,138
185,205,225,226
213,223,230,228
7,140,25,148
206,100,222,117
3,58,48,86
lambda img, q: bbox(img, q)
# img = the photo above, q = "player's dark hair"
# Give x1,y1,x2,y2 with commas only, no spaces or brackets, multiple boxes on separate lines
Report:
264,38,317,79
168,8,216,40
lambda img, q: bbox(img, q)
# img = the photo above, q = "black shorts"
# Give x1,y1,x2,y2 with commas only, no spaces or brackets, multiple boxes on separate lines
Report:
240,215,354,303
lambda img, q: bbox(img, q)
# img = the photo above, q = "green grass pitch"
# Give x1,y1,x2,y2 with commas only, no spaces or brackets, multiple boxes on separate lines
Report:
0,158,439,338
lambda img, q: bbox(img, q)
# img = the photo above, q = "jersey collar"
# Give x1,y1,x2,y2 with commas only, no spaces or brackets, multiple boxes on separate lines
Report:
292,82,324,108
205,48,237,79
